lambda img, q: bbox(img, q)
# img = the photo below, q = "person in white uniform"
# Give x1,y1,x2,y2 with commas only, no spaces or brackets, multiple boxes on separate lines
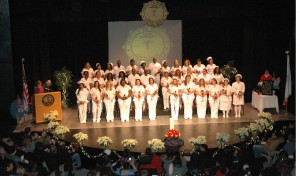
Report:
114,60,126,79
183,67,197,82
195,78,208,119
90,81,102,123
219,78,232,118
132,79,145,121
126,59,138,76
116,79,132,122
103,81,116,122
212,66,224,84
168,77,181,120
128,68,141,87
171,59,182,76
140,69,153,87
94,63,105,79
148,57,162,88
79,71,93,90
208,78,221,118
81,62,94,78
173,69,183,84
193,58,206,78
105,73,117,88
180,75,195,119
93,71,105,89
105,63,115,78
116,70,128,86
76,82,89,123
145,77,159,120
161,70,172,110
161,60,170,73
139,61,147,75
197,68,211,85
206,56,217,75
232,74,245,118
182,59,193,75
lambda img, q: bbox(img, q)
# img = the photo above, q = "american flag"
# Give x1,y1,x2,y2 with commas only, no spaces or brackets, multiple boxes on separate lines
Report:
22,58,30,111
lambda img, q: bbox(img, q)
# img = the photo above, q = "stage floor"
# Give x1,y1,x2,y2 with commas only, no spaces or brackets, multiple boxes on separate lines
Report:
15,103,295,152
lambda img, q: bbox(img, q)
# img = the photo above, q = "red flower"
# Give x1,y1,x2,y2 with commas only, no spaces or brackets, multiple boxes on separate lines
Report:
165,129,181,139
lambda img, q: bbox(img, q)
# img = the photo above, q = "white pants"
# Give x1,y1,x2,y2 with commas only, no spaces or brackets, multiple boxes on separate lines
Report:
196,96,207,118
182,94,195,119
154,76,160,89
104,99,115,122
209,98,219,118
170,95,180,120
78,102,87,123
162,87,170,109
118,98,132,122
134,99,144,121
92,101,102,122
147,96,158,120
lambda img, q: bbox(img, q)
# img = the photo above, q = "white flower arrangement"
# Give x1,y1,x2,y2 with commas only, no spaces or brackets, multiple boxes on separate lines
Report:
234,127,249,142
97,136,113,148
73,132,88,142
54,125,70,135
257,81,263,87
216,132,231,144
47,121,59,130
121,139,138,149
44,110,58,121
257,112,272,119
148,138,165,151
188,136,207,146
248,123,264,133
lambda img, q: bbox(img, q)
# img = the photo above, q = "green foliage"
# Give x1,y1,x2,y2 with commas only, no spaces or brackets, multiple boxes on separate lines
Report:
220,60,238,80
53,67,73,107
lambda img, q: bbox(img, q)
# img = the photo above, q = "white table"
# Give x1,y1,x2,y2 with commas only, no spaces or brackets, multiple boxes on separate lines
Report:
252,91,279,113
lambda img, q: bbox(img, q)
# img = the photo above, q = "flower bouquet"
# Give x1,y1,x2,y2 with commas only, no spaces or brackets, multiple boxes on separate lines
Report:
148,138,165,152
44,110,58,121
121,139,138,150
257,112,274,130
216,132,231,145
97,136,113,149
234,127,249,142
54,125,70,138
164,129,184,151
73,132,88,143
188,136,207,149
47,121,59,131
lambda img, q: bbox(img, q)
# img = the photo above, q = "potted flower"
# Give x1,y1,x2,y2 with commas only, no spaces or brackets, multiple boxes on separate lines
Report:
234,127,249,142
163,129,184,151
148,138,165,152
54,125,70,138
121,139,138,150
216,132,230,148
97,136,113,149
188,136,207,150
47,121,59,132
73,132,88,144
43,110,58,122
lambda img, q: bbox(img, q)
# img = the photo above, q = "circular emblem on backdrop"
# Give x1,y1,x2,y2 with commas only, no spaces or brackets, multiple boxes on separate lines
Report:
42,94,55,106
140,0,169,27
122,26,173,64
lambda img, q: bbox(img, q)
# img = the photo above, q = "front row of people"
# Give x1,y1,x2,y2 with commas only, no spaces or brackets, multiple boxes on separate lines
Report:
75,73,245,123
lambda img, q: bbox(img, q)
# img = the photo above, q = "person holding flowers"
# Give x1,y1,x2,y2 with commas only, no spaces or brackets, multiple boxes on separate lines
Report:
116,79,132,122
180,75,196,119
232,74,245,118
103,81,116,122
132,79,145,121
160,70,172,111
90,81,102,123
146,77,159,120
168,77,181,120
219,78,232,118
75,81,89,123
195,78,208,119
208,78,221,119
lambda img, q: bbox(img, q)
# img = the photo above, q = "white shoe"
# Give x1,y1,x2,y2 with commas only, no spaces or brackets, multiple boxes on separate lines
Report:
223,115,225,118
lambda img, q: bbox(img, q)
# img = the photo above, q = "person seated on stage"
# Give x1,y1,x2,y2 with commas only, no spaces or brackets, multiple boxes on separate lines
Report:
116,79,132,122
105,63,115,78
183,67,197,82
79,71,93,90
43,80,53,92
171,59,182,76
138,148,163,175
34,80,44,94
139,61,147,75
93,71,105,89
114,60,126,79
161,60,170,74
260,69,273,82
161,70,172,111
206,56,217,75
116,70,128,86
126,59,138,76
182,59,193,75
127,68,140,87
193,58,206,78
94,63,105,79
81,61,94,78
197,68,211,85
212,66,224,84
140,69,153,87
164,155,188,176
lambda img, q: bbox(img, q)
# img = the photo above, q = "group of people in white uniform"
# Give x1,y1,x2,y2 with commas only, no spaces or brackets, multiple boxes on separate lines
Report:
75,56,245,123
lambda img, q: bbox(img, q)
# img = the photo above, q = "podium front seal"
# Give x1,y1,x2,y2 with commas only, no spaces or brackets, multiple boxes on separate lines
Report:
42,94,55,106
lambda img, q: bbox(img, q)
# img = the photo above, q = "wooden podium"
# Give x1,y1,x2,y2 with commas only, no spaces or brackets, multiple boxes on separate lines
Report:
32,92,62,123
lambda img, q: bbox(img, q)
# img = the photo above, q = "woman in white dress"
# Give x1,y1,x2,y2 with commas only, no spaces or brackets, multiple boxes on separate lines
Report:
180,75,195,119
132,79,145,121
93,71,105,89
81,62,94,78
105,73,117,88
90,81,102,123
171,60,182,76
105,63,115,78
146,77,158,120
195,78,208,119
212,66,224,84
161,70,172,110
161,60,170,73
219,78,232,118
139,61,147,75
206,56,217,75
116,70,128,86
168,77,181,120
173,69,183,84
232,74,245,118
208,78,221,118
193,58,205,78
94,63,105,79
182,59,193,75
76,82,89,123
103,81,116,122
116,79,132,122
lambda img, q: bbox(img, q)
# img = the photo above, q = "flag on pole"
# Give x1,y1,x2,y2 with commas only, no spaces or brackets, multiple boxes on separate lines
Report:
283,51,292,106
22,58,30,111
